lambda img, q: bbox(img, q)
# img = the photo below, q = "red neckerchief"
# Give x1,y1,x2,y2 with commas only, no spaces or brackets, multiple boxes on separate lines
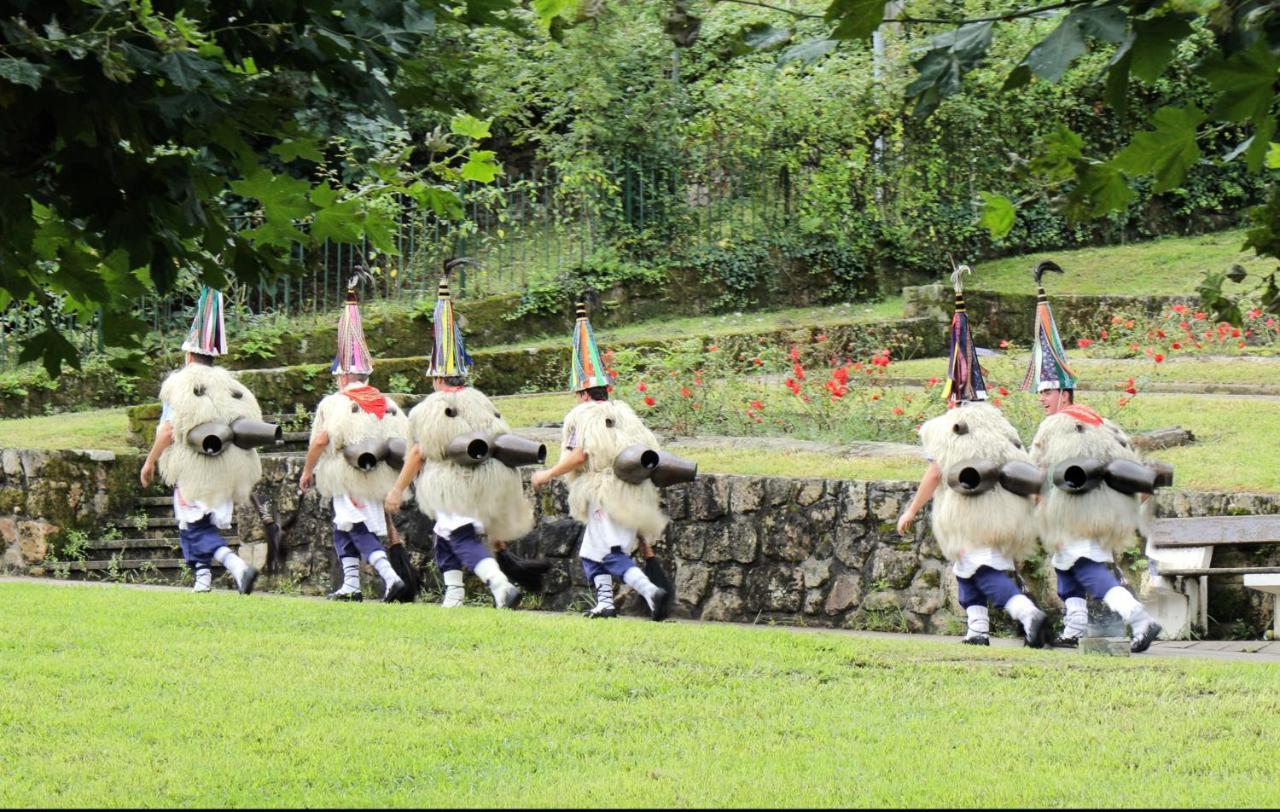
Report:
1060,404,1103,427
342,384,387,419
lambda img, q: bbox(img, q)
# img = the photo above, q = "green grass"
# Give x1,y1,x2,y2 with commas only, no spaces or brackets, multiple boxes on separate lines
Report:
0,407,133,453
973,230,1271,295
2,582,1278,807
890,353,1280,388
482,298,905,353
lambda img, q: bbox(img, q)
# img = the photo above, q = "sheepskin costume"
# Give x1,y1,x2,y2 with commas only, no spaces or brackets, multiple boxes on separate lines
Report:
408,386,533,543
157,363,264,507
918,402,1039,563
312,391,410,504
1031,407,1147,557
561,398,667,541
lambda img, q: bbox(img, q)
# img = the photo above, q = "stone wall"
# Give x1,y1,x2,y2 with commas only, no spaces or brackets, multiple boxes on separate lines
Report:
6,448,1278,638
902,285,1196,347
0,448,139,572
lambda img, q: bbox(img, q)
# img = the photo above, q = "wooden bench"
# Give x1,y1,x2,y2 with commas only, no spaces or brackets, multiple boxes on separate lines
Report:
1146,515,1280,636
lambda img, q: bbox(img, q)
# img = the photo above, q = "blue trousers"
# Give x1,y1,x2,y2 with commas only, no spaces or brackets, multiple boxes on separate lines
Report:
179,516,226,567
333,523,385,562
956,566,1022,609
1056,558,1123,601
434,523,490,573
582,547,637,581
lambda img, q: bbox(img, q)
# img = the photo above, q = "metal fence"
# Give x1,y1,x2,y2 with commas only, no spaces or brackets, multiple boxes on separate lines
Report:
1,152,805,370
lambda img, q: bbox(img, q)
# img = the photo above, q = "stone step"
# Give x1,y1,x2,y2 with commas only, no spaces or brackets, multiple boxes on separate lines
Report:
144,517,238,531
134,496,174,506
85,537,182,551
56,558,188,572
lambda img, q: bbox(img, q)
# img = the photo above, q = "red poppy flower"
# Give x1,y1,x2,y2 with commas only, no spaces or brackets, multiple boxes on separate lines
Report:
643,396,655,407
1077,338,1093,349
1154,354,1165,363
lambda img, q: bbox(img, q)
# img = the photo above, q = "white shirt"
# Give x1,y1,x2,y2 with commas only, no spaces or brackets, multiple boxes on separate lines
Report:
580,501,638,562
952,547,1015,579
332,493,386,535
1051,539,1114,571
174,487,233,530
434,511,484,540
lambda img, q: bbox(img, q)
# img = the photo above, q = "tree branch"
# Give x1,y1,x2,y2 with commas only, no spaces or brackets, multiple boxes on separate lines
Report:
712,0,822,20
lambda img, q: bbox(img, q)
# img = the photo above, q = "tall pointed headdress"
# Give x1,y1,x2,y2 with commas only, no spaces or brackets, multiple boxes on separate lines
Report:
1021,260,1077,392
941,262,986,406
332,272,374,376
181,287,227,357
570,297,612,392
425,259,473,379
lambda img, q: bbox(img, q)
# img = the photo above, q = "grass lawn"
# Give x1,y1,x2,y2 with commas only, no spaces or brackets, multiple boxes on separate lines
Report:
972,230,1270,296
481,298,905,353
2,582,1277,807
0,407,133,454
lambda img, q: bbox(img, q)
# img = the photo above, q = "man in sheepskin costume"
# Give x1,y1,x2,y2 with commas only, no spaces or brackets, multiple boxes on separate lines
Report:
1025,261,1162,653
897,266,1050,647
299,283,412,602
139,288,266,595
384,271,529,609
530,300,672,621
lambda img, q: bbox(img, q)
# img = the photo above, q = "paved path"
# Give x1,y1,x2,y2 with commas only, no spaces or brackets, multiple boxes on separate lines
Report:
5,576,1278,663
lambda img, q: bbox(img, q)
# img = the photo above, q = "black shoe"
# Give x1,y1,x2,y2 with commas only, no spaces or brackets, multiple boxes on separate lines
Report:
383,578,407,604
326,590,364,602
1131,622,1162,654
237,566,259,596
649,587,671,622
583,606,617,619
1024,609,1049,649
961,635,990,646
1052,634,1080,648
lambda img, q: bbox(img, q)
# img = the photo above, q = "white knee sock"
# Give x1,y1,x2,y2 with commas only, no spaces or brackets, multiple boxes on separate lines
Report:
591,574,615,612
965,605,989,638
333,556,360,594
1003,594,1041,633
213,546,247,584
1062,597,1088,639
1103,586,1140,622
442,569,465,608
623,566,660,608
192,566,212,592
1104,586,1152,634
473,557,511,598
367,550,400,588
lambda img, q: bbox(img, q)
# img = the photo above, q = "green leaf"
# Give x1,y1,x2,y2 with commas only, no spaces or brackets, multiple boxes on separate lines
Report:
0,57,48,90
533,0,576,28
19,328,81,378
1266,142,1280,170
1113,104,1204,193
460,150,502,182
409,183,464,219
1128,14,1194,83
1065,162,1134,220
1203,41,1280,123
978,192,1016,239
449,114,492,141
906,21,993,118
825,0,886,41
158,52,217,92
271,138,325,164
1247,117,1276,172
777,38,838,65
1029,125,1085,183
1008,4,1127,88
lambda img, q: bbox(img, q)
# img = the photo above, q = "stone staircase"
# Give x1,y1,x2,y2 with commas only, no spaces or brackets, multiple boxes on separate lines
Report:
57,495,241,583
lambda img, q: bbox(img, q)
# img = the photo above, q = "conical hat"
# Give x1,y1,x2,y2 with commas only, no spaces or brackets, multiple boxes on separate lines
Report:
941,265,986,406
425,274,472,378
570,299,612,392
331,287,373,375
180,287,227,356
1021,261,1077,392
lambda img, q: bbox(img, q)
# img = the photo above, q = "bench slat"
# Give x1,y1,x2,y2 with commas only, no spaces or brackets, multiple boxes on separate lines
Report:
1150,516,1280,546
1156,566,1280,576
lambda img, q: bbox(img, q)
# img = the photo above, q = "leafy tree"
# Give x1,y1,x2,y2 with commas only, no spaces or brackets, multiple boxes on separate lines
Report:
0,0,535,375
700,0,1280,317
